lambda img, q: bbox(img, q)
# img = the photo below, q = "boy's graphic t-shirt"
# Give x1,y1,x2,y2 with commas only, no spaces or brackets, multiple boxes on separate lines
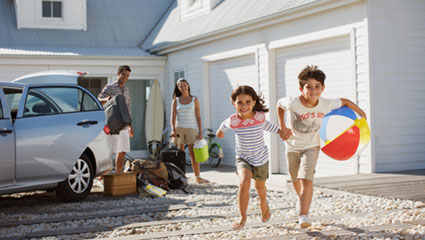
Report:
278,96,341,151
218,111,279,166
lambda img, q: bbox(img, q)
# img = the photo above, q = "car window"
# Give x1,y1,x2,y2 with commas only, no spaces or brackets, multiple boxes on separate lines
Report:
0,99,3,119
4,88,23,120
24,87,100,117
81,92,100,111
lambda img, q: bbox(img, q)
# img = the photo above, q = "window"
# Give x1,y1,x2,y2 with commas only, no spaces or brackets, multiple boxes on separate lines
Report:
81,92,100,111
174,70,185,84
4,89,23,120
24,87,100,117
42,1,62,18
0,99,3,119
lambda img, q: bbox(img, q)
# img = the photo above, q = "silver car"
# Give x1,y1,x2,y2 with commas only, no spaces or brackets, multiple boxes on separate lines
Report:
0,71,112,202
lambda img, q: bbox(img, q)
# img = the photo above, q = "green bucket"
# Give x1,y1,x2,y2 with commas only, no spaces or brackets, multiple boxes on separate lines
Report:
194,139,209,163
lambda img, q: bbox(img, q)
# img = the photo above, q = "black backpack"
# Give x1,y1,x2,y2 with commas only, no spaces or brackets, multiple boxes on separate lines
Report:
165,162,188,193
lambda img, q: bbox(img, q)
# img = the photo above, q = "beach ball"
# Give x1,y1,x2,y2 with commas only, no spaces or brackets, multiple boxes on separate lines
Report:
319,106,370,161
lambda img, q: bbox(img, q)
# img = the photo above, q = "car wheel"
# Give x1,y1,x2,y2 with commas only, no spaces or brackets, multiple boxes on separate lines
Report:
56,154,94,202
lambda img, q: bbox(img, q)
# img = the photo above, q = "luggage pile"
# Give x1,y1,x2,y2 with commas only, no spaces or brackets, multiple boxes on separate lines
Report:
126,140,188,197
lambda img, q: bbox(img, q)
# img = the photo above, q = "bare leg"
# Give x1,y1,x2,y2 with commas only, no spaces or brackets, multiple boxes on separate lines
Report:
234,168,252,229
115,152,126,174
254,180,270,222
184,145,209,183
299,179,313,216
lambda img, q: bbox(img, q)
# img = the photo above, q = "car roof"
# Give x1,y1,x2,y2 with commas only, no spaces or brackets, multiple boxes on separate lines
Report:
12,70,87,84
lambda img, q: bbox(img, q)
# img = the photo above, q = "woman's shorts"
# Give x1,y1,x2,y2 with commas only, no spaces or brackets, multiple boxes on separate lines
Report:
174,127,198,145
236,158,269,181
110,127,130,153
286,146,320,182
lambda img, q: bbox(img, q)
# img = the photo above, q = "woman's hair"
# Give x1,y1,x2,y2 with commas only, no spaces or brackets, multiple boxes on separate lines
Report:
173,78,192,98
230,85,269,112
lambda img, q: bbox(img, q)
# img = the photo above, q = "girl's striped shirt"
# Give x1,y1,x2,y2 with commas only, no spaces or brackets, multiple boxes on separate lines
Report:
176,96,197,129
218,111,279,166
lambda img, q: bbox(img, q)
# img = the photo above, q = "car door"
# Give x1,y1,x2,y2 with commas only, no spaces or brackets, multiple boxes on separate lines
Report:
0,88,15,188
13,86,104,184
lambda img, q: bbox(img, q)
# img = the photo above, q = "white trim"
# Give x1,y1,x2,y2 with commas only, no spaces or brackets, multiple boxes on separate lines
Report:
82,0,87,31
267,48,279,174
364,2,375,173
202,44,265,62
152,0,362,54
350,27,360,174
202,62,210,128
269,23,360,50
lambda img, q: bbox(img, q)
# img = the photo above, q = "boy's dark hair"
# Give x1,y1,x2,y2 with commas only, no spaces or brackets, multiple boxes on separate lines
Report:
118,65,132,73
173,78,192,98
298,65,325,87
231,85,269,113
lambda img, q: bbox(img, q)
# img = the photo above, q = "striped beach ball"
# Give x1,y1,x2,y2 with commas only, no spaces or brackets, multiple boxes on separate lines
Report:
319,106,370,161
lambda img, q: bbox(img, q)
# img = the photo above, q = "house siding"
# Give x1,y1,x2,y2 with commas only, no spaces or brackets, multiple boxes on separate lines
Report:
368,0,425,172
162,1,368,173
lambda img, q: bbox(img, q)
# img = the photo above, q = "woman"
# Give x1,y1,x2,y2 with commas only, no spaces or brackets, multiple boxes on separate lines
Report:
170,78,209,183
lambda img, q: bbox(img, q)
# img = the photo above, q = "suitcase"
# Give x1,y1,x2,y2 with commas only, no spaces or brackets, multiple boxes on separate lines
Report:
160,137,186,174
103,95,131,135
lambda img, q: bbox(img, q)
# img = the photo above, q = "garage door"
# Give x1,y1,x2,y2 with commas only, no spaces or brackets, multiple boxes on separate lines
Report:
276,36,357,176
209,54,257,166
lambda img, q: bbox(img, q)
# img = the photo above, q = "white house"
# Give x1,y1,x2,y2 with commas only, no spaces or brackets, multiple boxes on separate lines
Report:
0,0,173,157
1,0,424,176
141,0,425,176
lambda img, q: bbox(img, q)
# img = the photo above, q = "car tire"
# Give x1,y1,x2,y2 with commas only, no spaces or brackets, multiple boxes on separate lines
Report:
56,154,94,202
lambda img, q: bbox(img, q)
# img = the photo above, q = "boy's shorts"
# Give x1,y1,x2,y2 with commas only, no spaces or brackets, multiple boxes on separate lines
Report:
236,158,269,181
174,127,198,145
286,146,320,182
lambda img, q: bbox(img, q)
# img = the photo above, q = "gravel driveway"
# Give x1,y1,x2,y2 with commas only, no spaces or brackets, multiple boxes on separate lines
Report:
0,177,424,239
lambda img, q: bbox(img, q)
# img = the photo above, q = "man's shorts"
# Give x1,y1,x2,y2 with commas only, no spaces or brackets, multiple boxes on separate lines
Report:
110,127,130,153
175,127,198,145
236,158,269,181
286,146,320,182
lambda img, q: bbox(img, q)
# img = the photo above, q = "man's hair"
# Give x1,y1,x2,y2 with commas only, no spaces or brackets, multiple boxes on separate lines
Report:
298,65,325,87
118,65,132,73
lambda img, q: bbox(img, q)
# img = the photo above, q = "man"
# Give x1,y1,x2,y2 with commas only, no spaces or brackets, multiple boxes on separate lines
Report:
98,65,134,174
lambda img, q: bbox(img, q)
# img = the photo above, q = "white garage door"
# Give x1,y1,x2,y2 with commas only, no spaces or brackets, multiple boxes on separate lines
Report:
209,54,257,166
276,36,357,177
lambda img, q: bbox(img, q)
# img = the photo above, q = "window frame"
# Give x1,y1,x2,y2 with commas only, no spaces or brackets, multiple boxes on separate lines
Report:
42,0,63,19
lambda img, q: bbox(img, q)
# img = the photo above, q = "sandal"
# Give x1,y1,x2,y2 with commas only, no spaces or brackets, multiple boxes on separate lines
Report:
232,219,246,230
196,177,210,184
261,205,271,222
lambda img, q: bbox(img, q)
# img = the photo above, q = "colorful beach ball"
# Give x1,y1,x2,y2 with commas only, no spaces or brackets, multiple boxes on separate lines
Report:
319,106,370,161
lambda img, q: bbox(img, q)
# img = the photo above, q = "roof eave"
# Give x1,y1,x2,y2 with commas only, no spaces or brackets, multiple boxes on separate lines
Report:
148,0,361,55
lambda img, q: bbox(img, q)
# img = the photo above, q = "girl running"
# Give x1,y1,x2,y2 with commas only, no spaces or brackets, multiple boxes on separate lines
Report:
216,85,280,229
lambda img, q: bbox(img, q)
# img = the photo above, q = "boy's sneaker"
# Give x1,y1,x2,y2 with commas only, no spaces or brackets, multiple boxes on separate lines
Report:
298,215,311,228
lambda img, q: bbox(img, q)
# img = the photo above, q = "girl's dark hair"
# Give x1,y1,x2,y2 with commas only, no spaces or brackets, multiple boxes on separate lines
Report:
173,78,192,98
230,85,269,113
